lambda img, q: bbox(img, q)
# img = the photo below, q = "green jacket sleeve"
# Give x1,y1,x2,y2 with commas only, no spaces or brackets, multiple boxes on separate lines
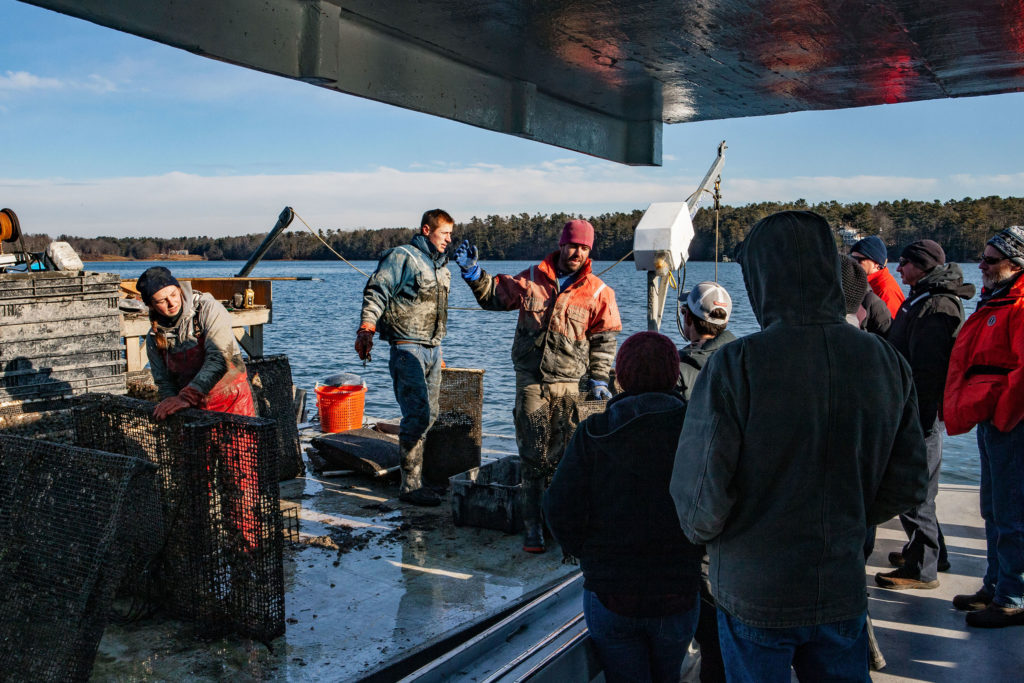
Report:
670,354,744,544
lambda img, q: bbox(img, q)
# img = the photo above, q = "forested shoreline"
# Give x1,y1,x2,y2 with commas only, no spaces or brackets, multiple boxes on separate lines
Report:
23,196,1024,263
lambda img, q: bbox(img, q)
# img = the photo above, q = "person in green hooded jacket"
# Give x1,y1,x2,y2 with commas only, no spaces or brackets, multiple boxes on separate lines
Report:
670,210,928,681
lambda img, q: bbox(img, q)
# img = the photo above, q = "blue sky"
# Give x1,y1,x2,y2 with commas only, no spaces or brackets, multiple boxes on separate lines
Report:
2,0,1023,238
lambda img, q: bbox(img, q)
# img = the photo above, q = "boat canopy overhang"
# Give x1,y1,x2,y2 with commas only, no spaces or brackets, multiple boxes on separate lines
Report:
21,0,1024,165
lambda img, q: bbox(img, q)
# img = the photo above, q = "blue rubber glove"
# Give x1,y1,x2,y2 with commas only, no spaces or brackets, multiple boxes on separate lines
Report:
589,379,612,401
454,240,480,281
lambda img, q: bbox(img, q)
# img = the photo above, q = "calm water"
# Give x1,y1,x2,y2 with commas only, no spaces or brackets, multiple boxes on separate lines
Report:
93,258,986,485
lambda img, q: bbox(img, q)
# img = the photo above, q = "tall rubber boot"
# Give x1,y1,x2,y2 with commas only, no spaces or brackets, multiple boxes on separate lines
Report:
398,440,440,507
521,476,546,554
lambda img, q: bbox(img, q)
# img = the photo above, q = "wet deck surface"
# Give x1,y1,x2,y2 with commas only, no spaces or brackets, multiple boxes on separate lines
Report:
868,485,1023,682
91,435,576,682
90,467,1020,682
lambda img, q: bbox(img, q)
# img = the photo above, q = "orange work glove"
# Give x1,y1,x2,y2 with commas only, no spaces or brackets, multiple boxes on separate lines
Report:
355,323,375,361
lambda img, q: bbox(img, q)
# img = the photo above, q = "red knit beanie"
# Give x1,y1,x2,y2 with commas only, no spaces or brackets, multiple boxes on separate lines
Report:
559,219,594,248
614,331,680,393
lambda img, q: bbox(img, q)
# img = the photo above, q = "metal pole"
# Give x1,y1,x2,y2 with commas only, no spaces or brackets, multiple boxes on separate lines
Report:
236,207,295,277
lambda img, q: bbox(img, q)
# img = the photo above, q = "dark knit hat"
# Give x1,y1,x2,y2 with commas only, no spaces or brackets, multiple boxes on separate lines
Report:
988,226,1024,268
136,266,181,305
850,235,887,266
840,255,868,315
614,331,680,393
559,219,594,248
901,240,945,271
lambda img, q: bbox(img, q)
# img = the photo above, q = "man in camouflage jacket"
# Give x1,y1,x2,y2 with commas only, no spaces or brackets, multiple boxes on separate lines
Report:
454,219,621,553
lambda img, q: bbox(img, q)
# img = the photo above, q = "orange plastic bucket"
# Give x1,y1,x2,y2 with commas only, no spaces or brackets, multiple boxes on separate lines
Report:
315,384,366,433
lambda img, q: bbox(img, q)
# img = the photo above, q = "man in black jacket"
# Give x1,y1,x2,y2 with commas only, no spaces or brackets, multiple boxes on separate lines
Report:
876,240,975,590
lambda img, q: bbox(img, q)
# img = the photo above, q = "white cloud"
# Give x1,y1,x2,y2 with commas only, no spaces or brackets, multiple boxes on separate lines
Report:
0,70,117,95
3,165,1021,239
0,71,63,91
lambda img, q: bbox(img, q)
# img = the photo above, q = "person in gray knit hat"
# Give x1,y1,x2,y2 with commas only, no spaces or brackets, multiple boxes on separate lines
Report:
987,225,1024,270
943,225,1024,627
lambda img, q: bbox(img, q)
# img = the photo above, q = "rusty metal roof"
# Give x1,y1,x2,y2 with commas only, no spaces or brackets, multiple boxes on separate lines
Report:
22,1,1024,164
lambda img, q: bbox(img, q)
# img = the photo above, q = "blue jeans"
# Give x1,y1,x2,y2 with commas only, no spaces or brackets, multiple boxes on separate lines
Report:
978,421,1024,608
388,343,442,443
716,611,869,683
583,589,699,683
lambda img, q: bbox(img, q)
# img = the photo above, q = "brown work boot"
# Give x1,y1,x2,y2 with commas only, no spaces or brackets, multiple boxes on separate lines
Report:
875,568,939,590
953,590,994,612
966,603,1024,628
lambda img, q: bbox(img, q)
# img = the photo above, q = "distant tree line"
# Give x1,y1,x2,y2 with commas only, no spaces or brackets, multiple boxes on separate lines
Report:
27,196,1024,263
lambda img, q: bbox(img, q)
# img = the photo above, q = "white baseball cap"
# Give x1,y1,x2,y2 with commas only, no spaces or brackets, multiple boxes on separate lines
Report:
681,281,732,323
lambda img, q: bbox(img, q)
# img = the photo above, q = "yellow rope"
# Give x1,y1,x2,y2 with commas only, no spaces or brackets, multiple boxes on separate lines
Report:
292,210,372,278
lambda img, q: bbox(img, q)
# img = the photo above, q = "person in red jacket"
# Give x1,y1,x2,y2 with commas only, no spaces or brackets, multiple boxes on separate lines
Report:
850,235,905,318
944,226,1024,628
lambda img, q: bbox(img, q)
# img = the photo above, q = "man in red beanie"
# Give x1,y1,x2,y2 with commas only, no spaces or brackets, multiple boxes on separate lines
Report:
453,219,621,553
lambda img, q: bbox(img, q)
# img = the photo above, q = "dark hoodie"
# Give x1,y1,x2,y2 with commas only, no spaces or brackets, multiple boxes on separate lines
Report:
544,392,703,598
670,211,927,628
887,262,975,431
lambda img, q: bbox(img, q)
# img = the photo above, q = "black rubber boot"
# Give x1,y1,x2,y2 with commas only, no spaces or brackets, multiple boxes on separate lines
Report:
523,521,546,554
399,487,441,507
398,439,440,506
521,477,546,553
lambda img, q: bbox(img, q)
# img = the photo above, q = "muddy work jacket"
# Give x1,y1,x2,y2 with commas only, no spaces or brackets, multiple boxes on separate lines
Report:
670,210,927,629
944,272,1024,435
360,234,450,346
146,282,254,415
467,253,621,383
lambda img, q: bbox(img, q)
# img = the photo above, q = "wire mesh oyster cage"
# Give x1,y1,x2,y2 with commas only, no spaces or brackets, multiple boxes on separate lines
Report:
70,393,286,643
0,434,158,682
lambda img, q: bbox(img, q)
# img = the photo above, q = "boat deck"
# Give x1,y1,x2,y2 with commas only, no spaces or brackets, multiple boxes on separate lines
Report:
91,459,1021,681
91,434,577,681
868,485,1021,682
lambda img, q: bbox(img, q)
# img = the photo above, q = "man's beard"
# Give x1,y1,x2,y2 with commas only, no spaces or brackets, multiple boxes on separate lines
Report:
984,270,1021,291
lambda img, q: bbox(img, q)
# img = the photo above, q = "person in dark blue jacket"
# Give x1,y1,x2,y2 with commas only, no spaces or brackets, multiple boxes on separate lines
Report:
545,331,703,683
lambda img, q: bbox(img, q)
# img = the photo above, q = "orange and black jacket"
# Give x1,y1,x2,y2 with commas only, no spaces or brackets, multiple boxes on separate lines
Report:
466,253,621,383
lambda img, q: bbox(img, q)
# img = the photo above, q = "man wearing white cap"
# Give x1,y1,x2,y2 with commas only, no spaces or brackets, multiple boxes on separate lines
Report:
678,282,736,401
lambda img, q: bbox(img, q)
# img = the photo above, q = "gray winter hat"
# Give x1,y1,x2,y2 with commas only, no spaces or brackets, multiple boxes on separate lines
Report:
988,226,1024,268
